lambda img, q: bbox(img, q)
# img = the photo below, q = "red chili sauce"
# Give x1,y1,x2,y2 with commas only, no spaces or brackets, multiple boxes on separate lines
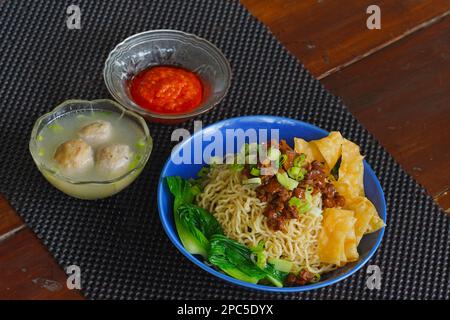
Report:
129,66,203,114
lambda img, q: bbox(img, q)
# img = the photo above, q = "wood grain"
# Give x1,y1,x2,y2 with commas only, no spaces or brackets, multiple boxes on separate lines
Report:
435,189,450,214
1,1,450,299
0,194,25,237
0,228,84,300
242,0,450,78
321,14,450,210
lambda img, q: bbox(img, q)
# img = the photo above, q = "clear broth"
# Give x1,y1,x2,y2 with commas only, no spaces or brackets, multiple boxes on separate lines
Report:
37,109,146,182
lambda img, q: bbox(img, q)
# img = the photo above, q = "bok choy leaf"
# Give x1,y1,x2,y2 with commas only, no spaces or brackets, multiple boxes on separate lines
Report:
166,176,223,257
208,235,288,286
167,176,289,287
263,262,288,288
166,176,196,211
208,234,267,283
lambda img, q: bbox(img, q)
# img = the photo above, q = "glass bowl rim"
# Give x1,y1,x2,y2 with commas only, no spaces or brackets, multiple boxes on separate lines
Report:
103,29,232,120
29,98,153,185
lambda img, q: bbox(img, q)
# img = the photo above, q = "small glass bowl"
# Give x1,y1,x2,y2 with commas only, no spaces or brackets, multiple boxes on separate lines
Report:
103,29,232,123
29,99,153,200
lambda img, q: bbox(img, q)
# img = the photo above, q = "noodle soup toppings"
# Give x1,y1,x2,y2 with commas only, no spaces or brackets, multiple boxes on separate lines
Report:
249,139,346,232
165,132,384,288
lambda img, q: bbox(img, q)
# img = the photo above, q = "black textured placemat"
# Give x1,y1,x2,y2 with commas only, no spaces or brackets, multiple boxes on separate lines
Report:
0,0,448,300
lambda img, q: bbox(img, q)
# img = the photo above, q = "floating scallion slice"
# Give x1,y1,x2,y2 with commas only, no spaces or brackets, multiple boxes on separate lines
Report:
76,114,91,121
135,137,146,149
48,123,64,133
95,110,113,117
128,153,142,170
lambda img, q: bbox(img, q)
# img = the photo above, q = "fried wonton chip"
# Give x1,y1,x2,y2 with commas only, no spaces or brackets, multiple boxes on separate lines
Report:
310,131,343,170
345,196,379,243
293,137,325,163
344,225,359,263
318,208,357,266
338,139,364,198
332,181,354,202
367,212,385,234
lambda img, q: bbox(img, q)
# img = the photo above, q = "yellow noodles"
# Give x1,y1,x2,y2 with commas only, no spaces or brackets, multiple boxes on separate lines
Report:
196,165,336,274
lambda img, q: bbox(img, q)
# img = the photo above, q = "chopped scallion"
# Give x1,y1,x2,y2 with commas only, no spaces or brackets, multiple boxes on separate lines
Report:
287,166,307,181
48,123,64,132
279,154,288,166
293,153,306,167
95,110,113,117
135,138,146,149
267,147,281,161
128,154,142,170
197,167,210,178
288,197,302,208
288,196,311,214
287,166,300,178
250,167,260,176
230,163,245,171
190,185,201,196
312,273,321,283
275,172,299,190
242,178,262,185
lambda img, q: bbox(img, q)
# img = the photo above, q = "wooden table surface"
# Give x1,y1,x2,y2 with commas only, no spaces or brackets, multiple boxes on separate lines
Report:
1,0,449,300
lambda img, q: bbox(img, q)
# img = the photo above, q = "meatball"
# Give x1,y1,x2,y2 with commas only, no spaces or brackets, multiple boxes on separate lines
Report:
53,139,94,172
77,120,112,145
96,144,132,172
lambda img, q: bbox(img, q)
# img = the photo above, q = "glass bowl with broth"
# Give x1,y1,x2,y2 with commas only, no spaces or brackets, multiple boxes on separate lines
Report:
29,99,152,200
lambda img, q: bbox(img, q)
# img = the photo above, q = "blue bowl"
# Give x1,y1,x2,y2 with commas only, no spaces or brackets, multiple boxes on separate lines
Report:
158,116,386,292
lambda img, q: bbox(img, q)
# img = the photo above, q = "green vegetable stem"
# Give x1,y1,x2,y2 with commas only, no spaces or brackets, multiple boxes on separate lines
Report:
166,176,223,258
166,175,289,287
